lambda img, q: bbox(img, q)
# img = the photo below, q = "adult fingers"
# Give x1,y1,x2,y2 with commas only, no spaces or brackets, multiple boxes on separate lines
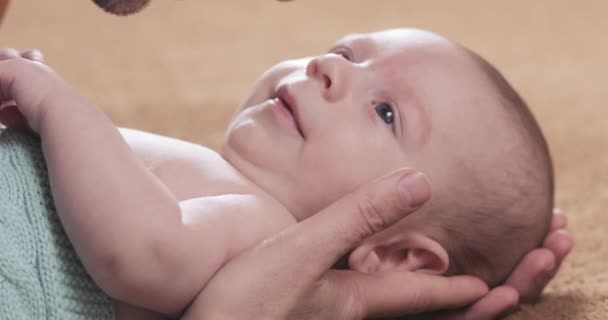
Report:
274,169,431,280
433,286,518,320
551,208,567,231
547,208,572,267
504,247,555,304
510,229,573,304
544,229,574,267
332,270,487,318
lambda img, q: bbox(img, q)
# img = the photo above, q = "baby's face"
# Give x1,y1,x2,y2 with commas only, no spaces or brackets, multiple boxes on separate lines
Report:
221,28,506,220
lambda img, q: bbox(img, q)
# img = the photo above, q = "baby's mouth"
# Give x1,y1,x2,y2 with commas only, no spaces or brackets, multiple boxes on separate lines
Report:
274,88,304,138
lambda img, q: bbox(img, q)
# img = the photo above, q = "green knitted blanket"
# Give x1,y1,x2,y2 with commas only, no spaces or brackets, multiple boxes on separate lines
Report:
0,128,113,320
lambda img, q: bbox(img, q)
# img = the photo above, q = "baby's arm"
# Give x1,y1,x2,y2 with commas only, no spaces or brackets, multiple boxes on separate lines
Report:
0,57,294,315
115,194,295,317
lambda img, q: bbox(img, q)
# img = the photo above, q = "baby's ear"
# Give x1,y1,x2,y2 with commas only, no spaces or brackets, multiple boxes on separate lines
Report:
348,232,449,274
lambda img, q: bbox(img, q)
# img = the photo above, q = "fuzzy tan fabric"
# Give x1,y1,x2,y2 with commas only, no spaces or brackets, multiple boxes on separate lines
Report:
1,1,605,319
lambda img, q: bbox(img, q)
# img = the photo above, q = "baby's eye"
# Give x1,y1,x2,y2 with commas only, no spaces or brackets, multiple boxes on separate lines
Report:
331,48,351,61
375,102,395,126
336,51,350,61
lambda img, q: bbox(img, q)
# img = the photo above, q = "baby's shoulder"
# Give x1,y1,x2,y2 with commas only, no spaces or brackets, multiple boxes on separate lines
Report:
119,127,221,167
118,128,294,223
118,127,251,199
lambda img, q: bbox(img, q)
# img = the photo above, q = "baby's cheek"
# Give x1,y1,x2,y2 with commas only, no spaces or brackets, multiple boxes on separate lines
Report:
263,58,311,83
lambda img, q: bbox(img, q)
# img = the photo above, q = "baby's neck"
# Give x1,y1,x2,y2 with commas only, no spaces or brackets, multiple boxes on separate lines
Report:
219,153,316,221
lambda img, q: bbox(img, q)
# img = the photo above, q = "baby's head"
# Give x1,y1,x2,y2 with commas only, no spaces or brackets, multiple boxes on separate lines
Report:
220,28,553,286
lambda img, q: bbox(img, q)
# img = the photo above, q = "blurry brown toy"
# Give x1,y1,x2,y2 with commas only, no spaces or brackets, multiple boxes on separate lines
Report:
0,0,9,24
92,0,150,16
91,0,293,16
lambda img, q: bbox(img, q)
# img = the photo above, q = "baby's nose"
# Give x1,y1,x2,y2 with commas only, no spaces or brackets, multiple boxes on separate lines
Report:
306,54,348,101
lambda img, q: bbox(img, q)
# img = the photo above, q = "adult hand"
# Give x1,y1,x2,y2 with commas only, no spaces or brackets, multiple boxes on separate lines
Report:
185,169,489,320
427,209,573,320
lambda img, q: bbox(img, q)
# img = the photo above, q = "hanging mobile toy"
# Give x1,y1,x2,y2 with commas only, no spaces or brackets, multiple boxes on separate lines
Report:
92,0,151,16
0,0,8,24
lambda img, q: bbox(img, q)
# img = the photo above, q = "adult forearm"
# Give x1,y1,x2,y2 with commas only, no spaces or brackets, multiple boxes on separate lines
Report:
38,92,180,288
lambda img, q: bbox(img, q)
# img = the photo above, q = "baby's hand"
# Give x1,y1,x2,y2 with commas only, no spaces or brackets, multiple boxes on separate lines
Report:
0,48,69,132
0,48,45,63
0,48,46,129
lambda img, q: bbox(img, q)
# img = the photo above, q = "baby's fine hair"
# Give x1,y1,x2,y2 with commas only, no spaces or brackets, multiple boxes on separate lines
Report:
428,47,554,287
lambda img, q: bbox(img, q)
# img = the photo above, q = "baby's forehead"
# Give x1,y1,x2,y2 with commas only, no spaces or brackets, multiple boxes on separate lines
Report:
330,29,452,52
328,29,480,81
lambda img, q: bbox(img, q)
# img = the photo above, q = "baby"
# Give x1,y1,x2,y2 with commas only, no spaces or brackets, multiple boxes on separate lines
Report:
0,28,552,319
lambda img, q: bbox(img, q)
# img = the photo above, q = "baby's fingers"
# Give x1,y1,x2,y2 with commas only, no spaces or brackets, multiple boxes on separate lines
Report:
0,104,29,129
0,48,20,60
0,48,44,63
21,49,44,63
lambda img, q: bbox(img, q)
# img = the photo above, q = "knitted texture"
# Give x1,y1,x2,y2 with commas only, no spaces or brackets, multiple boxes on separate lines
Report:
0,128,113,320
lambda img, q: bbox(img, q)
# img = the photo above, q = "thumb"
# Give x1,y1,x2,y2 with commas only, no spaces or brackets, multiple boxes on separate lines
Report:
273,169,431,281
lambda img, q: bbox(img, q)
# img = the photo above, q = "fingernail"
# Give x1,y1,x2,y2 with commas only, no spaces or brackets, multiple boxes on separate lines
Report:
398,171,430,208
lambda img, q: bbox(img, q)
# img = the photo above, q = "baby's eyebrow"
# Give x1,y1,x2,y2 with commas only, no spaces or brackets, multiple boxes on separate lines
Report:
327,40,351,53
329,34,366,52
326,44,341,53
